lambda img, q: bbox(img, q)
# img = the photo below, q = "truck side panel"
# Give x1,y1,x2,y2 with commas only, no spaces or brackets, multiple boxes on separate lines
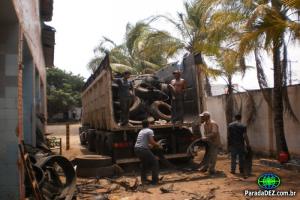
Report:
82,67,118,131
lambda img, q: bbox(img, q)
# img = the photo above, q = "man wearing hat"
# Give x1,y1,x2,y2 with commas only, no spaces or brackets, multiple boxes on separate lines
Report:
116,70,133,126
199,111,221,174
168,70,187,125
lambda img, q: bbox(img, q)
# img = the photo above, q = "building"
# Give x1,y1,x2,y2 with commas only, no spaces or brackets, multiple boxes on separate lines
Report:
0,0,55,199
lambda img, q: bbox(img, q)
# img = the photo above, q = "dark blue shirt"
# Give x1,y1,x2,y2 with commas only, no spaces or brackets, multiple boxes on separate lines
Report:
228,121,247,148
116,78,133,98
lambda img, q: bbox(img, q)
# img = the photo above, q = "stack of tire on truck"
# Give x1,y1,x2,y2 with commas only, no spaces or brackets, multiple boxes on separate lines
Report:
79,74,175,150
79,54,206,164
112,74,173,125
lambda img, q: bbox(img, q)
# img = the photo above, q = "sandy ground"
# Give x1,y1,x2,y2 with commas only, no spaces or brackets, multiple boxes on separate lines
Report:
47,124,300,200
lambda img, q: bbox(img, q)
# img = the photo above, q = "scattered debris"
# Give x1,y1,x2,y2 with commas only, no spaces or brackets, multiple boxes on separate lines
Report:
160,184,174,193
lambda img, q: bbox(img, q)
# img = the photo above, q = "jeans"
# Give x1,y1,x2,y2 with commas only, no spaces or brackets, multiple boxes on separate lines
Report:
134,147,159,184
120,97,131,125
171,94,184,123
230,147,245,173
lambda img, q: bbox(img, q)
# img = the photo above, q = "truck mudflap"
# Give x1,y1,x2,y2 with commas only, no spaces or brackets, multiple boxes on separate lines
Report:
116,153,192,165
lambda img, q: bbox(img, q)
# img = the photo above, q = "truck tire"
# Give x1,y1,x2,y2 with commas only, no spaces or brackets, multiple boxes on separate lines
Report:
87,129,96,152
112,82,119,100
74,155,112,168
79,131,87,145
129,96,142,116
150,101,172,121
95,132,103,155
129,116,155,125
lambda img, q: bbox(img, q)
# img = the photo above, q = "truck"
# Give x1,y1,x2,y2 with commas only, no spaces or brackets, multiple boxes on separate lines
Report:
79,54,202,165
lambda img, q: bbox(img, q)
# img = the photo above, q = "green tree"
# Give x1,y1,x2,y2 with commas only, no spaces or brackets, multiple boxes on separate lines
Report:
153,0,231,110
87,22,183,73
234,0,300,157
47,67,85,119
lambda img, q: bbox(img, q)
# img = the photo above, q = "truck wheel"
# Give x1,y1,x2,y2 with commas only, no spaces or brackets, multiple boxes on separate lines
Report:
150,101,172,121
87,129,96,152
74,155,112,168
79,131,87,145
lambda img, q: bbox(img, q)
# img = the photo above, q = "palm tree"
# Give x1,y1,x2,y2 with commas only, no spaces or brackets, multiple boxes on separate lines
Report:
88,22,183,74
151,0,229,111
236,0,300,157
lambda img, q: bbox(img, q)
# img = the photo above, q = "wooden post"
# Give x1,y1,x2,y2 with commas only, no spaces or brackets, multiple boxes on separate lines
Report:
66,123,70,150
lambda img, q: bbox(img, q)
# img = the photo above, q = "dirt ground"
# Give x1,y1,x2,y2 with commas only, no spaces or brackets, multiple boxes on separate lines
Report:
47,124,300,200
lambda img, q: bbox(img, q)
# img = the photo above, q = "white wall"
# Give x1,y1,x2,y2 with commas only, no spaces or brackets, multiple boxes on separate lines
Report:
206,85,300,158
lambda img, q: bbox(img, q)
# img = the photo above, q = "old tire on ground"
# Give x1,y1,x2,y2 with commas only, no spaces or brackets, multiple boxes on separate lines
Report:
74,155,112,168
76,164,123,178
150,101,172,121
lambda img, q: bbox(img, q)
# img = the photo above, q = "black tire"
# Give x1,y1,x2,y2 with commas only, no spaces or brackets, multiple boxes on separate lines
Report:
74,155,112,168
134,86,149,99
87,129,96,152
129,116,155,125
112,82,119,100
95,132,102,155
79,131,87,145
150,101,172,121
129,96,143,116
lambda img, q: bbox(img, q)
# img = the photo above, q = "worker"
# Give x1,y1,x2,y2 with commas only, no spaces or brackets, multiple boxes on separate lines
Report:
116,70,133,126
228,114,251,178
134,119,161,185
199,111,221,175
168,70,187,125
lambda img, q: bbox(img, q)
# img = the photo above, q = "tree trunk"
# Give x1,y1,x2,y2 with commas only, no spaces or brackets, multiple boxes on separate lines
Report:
205,75,212,96
194,53,206,112
272,41,290,157
225,76,234,151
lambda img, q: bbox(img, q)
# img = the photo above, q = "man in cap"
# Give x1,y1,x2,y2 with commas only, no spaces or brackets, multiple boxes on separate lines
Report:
199,111,221,174
116,70,133,126
168,70,187,125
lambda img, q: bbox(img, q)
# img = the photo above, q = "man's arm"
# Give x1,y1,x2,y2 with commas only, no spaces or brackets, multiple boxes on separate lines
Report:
244,130,250,147
182,79,187,93
149,135,160,148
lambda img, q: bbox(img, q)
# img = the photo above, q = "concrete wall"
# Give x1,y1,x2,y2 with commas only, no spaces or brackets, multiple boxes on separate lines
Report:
206,85,300,158
0,22,20,199
12,0,46,82
0,0,49,199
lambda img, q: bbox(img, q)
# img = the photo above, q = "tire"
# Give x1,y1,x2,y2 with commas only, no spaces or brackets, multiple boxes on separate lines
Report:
129,116,155,125
150,101,172,121
134,86,149,100
79,131,87,145
112,82,119,100
95,132,102,155
74,155,112,168
87,129,96,152
129,96,143,116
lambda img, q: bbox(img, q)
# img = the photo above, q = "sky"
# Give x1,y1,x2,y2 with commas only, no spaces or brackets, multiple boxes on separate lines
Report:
48,0,300,91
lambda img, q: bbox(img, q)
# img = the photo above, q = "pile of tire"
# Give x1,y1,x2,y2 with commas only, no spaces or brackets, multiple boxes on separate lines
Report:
112,75,172,124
